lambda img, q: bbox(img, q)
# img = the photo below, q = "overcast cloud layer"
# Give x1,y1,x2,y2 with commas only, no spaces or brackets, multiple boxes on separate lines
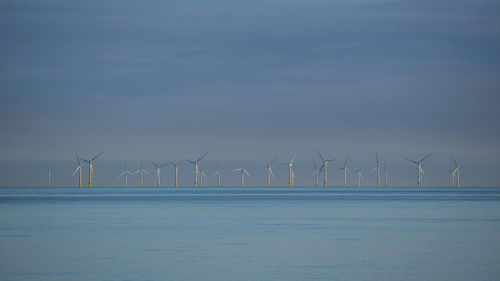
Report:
1,0,499,186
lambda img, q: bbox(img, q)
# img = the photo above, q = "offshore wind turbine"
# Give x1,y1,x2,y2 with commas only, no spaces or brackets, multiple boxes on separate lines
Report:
212,160,223,188
43,167,53,188
266,155,277,187
185,153,208,187
317,150,335,187
151,160,169,187
288,155,297,187
133,160,151,188
199,168,207,187
354,167,364,187
312,158,319,187
291,164,300,186
368,153,381,187
233,162,251,187
339,157,352,187
80,151,103,188
72,152,85,187
383,158,389,187
451,155,468,188
405,153,431,187
169,161,182,187
117,161,133,188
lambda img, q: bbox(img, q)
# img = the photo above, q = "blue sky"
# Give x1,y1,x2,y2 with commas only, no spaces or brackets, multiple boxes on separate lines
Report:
1,0,499,186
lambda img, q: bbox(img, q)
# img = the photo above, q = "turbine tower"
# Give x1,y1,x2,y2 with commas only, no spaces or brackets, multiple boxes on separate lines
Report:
339,157,352,187
169,161,181,187
405,153,431,187
288,155,297,187
118,161,133,188
354,167,364,187
80,151,103,188
44,167,53,188
72,152,85,187
199,168,207,187
212,160,223,188
451,155,468,188
383,158,389,188
368,153,381,187
266,156,277,187
233,162,251,187
312,158,319,187
317,150,335,187
133,160,151,188
151,160,168,187
185,153,208,187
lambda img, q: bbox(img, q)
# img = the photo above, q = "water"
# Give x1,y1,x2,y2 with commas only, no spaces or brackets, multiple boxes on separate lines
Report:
1,187,499,281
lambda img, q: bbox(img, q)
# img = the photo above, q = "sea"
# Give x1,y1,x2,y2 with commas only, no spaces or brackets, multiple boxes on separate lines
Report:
1,186,499,281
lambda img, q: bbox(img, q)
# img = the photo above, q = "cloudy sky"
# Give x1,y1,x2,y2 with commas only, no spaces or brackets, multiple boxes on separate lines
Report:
1,0,499,187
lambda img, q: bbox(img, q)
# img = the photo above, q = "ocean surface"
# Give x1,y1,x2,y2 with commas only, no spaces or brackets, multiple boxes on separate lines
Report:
1,186,499,281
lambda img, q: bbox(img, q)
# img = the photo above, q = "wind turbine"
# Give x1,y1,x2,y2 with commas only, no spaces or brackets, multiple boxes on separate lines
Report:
312,158,319,187
133,160,151,188
169,161,182,187
405,153,431,187
117,161,133,188
233,162,251,187
43,167,53,188
80,151,103,188
212,160,223,188
151,160,168,187
317,150,335,187
185,153,208,187
451,155,468,188
199,168,208,187
383,158,389,187
368,153,381,187
288,155,297,187
353,166,364,187
72,152,85,187
266,155,277,187
339,156,352,187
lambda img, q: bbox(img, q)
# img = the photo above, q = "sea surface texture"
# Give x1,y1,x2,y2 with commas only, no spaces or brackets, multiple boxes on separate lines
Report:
1,187,499,281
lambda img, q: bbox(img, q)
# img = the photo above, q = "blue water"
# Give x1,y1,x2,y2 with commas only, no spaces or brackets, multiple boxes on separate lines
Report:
1,187,499,281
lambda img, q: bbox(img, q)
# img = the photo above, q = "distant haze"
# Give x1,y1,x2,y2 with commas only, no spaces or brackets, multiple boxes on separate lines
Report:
1,0,499,186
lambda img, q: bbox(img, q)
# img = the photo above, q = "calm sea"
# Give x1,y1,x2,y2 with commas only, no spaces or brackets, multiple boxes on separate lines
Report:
1,186,499,281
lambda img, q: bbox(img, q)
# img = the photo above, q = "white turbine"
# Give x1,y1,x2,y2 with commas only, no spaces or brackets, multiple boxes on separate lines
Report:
212,160,223,188
354,167,364,187
132,160,151,188
72,152,85,187
151,160,169,187
405,153,431,187
317,150,335,187
117,161,133,188
233,162,251,187
312,158,319,187
266,156,277,187
43,167,53,188
383,158,389,188
169,161,182,187
80,151,103,188
185,153,208,187
368,153,381,187
339,157,352,187
451,155,468,188
288,155,297,187
199,168,207,187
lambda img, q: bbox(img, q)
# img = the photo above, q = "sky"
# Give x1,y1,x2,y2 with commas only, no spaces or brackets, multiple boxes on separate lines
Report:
1,0,499,187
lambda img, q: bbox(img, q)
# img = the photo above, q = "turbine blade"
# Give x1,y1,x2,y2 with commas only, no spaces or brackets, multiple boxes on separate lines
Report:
420,152,431,163
143,169,151,176
316,149,324,162
150,159,159,168
244,168,251,178
92,151,104,161
72,166,80,177
197,152,208,162
404,157,418,165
